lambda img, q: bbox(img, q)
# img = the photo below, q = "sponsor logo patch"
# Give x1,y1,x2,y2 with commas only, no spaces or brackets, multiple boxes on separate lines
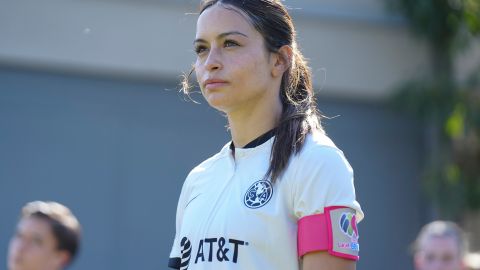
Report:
194,237,247,264
338,212,359,252
180,237,192,270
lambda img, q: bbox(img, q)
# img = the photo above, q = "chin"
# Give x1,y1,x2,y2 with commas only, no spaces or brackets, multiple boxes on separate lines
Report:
205,97,231,112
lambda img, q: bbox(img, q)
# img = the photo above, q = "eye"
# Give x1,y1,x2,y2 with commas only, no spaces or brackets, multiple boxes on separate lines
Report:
224,39,239,48
441,254,454,263
425,253,436,263
32,236,43,246
194,45,208,55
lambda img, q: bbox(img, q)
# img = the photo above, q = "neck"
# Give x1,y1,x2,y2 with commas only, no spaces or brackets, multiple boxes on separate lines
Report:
227,96,282,148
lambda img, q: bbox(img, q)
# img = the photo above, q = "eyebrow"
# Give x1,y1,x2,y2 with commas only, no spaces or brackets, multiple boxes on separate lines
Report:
194,31,248,44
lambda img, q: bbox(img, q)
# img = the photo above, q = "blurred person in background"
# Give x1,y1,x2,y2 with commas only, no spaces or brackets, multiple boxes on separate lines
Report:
7,201,81,270
413,221,467,270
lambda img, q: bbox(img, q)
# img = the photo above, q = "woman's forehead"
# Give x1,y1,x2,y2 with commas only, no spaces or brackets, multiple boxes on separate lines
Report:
196,4,255,38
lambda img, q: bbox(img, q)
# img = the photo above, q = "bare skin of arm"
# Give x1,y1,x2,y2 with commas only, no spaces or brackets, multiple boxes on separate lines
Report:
301,251,356,270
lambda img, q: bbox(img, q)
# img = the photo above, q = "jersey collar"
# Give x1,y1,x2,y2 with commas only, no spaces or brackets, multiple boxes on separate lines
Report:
227,128,276,160
229,128,276,150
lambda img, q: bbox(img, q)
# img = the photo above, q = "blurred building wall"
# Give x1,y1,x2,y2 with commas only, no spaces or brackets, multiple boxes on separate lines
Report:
0,68,424,270
2,0,476,270
0,0,433,99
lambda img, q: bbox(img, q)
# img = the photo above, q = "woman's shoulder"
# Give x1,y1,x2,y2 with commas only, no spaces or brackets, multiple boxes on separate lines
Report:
288,132,352,174
300,132,344,158
184,141,232,182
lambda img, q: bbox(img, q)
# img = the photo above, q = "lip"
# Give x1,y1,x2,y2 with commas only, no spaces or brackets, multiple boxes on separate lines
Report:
204,78,228,90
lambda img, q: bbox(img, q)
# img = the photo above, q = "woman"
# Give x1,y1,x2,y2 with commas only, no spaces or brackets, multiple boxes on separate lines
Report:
169,1,364,269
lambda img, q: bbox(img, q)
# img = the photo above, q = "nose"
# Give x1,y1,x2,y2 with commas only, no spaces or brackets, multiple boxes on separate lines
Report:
204,47,222,72
8,238,24,259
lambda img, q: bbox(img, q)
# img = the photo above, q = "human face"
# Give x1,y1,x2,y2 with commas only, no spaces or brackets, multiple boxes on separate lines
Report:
415,236,464,270
8,217,66,270
194,4,279,114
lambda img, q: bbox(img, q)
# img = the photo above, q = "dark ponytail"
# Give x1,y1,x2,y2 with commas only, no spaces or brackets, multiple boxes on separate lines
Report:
184,0,323,183
269,42,322,182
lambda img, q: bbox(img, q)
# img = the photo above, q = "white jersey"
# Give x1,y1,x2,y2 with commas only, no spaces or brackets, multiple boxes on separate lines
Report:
168,132,363,270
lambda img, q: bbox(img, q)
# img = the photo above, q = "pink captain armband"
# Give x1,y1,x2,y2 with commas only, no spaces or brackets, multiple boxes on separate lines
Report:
297,206,360,261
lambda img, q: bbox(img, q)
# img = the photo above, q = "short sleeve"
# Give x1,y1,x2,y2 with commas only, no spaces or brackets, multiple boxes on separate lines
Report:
291,145,363,260
292,145,364,222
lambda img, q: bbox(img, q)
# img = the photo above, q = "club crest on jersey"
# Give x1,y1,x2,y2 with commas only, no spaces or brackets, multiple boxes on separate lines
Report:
244,180,273,209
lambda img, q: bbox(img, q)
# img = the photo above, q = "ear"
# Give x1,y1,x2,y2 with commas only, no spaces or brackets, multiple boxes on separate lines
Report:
413,253,422,270
54,250,71,269
271,45,293,78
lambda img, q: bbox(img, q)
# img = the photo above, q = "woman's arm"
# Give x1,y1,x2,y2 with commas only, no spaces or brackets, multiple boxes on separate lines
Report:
302,251,356,270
